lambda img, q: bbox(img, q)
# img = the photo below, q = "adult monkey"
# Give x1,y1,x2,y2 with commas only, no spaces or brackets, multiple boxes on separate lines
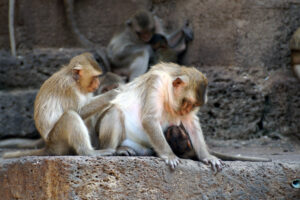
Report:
0,73,125,151
107,10,193,81
3,53,115,158
90,63,221,169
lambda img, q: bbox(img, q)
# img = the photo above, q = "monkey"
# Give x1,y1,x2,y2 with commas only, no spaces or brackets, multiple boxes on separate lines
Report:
107,10,193,81
290,27,300,81
164,125,272,163
2,53,116,158
96,72,125,94
87,62,222,170
0,72,125,151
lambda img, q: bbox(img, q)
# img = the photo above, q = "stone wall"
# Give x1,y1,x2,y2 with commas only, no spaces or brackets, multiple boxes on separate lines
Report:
0,0,300,139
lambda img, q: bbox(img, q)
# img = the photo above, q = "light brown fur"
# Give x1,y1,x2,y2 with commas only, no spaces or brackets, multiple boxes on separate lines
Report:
93,62,222,169
3,53,115,158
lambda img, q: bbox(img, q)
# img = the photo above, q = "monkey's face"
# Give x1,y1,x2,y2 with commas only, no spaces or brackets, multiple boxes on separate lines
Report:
78,67,102,93
129,10,155,43
136,29,154,42
86,76,101,93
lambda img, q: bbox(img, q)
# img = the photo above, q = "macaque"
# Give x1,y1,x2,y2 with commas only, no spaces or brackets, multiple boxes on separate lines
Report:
91,62,221,170
107,10,193,81
96,72,125,94
3,53,115,158
164,125,272,163
290,27,300,81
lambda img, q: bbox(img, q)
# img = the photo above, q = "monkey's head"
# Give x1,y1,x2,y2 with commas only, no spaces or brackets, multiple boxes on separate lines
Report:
70,52,103,93
97,72,125,94
163,64,208,116
127,10,155,42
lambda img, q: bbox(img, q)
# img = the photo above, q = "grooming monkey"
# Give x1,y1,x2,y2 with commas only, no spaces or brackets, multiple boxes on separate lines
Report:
3,53,116,158
91,63,221,169
0,73,125,151
107,10,193,81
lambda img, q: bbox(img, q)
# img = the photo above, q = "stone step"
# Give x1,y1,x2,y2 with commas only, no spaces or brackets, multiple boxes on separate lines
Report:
0,156,299,199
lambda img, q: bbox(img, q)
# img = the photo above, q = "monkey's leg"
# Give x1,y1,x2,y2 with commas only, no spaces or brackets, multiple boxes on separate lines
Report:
98,107,124,151
129,48,151,81
48,110,115,156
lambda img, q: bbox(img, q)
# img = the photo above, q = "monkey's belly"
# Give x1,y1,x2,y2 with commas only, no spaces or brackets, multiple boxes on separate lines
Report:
123,111,151,147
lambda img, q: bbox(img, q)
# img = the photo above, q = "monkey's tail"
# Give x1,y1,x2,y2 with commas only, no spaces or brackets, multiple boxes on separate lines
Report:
2,148,48,159
211,151,272,162
0,138,44,149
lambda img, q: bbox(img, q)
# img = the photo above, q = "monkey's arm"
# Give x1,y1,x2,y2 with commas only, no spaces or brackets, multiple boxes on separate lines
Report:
182,114,223,171
142,117,179,169
79,90,118,120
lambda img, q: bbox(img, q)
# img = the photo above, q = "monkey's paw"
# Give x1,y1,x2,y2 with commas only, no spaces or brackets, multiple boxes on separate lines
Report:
161,154,180,169
202,156,224,172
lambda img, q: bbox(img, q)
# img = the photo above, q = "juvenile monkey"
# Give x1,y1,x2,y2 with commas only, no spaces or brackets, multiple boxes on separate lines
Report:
164,125,272,163
107,10,193,81
3,53,115,158
96,72,125,94
92,62,222,169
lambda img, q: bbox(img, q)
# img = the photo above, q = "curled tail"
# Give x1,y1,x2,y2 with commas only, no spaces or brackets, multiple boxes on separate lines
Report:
211,151,272,162
2,148,48,159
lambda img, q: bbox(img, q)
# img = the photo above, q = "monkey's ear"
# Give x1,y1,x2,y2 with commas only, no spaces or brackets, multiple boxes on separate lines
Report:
72,64,83,81
172,77,185,88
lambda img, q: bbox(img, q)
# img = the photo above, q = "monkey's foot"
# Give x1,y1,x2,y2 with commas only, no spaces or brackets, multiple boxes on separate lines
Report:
161,154,180,169
91,149,116,156
202,156,224,172
116,146,137,156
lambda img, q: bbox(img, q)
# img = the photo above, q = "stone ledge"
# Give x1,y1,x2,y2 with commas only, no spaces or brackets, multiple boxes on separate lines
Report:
0,156,299,199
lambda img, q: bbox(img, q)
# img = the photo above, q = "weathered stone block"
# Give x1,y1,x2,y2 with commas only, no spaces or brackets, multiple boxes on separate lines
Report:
0,156,299,199
0,90,38,139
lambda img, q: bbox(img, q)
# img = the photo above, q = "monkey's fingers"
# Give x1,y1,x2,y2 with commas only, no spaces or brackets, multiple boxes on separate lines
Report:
203,157,223,172
164,155,180,169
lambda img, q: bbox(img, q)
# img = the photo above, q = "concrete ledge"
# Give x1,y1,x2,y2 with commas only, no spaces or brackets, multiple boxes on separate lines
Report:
0,156,299,199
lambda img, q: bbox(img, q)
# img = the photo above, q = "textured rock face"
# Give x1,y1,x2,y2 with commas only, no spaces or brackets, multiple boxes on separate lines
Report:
0,0,300,139
0,90,37,139
1,0,300,68
0,156,299,199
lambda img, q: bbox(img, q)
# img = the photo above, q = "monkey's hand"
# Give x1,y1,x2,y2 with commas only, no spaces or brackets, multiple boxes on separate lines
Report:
202,155,224,172
161,154,180,169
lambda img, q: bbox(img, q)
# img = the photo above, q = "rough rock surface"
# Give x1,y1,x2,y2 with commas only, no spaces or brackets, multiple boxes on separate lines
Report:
0,49,299,140
0,155,299,200
1,0,300,68
0,90,37,139
0,0,300,139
